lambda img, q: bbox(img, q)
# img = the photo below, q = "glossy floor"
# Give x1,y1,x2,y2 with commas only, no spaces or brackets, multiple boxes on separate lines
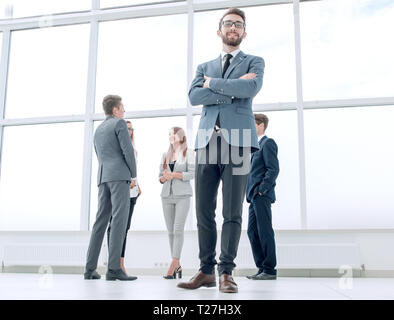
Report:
0,273,393,300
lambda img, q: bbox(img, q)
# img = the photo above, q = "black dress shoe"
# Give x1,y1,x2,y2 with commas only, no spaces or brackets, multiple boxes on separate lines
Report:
106,269,137,281
84,270,101,280
246,271,261,280
252,272,277,280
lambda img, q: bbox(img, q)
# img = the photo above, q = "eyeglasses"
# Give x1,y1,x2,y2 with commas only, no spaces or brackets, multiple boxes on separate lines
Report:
128,128,134,132
221,20,245,29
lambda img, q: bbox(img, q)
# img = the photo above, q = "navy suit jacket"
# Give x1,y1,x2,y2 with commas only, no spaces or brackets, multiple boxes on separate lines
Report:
246,136,279,203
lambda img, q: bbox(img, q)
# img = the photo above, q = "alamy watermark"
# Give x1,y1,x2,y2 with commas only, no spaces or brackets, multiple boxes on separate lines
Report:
195,128,254,175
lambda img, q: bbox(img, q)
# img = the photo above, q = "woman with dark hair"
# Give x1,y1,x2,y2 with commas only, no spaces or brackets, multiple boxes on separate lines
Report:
159,127,195,279
107,120,141,275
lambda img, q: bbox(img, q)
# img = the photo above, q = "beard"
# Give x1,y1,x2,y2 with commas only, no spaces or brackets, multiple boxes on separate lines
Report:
220,31,244,47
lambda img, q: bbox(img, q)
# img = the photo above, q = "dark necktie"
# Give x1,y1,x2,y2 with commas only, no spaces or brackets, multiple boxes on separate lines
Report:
222,53,233,78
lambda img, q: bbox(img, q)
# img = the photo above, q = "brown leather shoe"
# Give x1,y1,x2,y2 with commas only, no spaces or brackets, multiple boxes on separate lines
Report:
219,274,238,293
177,271,216,290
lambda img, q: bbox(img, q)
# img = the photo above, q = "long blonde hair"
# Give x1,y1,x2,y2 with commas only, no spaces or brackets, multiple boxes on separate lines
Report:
163,127,187,170
126,120,137,156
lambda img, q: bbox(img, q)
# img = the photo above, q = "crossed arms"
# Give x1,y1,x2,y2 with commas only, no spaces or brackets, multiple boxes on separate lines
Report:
188,56,265,106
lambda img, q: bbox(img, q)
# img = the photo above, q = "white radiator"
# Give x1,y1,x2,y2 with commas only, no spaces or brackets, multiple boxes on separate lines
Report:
2,242,361,270
2,243,106,267
236,243,361,269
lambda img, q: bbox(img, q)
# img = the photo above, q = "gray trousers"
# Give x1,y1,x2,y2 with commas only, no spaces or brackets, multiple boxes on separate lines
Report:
161,196,190,259
195,130,250,275
86,180,130,272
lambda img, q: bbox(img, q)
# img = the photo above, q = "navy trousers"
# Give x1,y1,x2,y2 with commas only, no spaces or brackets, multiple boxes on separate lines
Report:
247,194,277,275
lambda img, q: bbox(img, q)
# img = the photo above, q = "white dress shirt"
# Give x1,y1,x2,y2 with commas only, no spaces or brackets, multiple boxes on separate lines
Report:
220,49,241,100
221,48,241,70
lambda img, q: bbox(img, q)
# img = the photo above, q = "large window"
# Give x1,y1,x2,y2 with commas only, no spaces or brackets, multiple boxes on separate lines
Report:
193,4,296,105
304,106,394,229
255,110,301,230
90,116,189,231
300,0,394,100
3,0,91,19
0,1,393,232
193,110,301,230
100,0,177,8
6,24,90,118
0,2,11,19
0,32,3,56
0,123,84,231
95,14,188,113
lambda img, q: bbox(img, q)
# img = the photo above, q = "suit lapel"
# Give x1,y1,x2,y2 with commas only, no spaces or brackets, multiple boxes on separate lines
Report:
214,55,222,78
251,136,267,162
251,151,256,162
259,136,267,148
223,50,246,79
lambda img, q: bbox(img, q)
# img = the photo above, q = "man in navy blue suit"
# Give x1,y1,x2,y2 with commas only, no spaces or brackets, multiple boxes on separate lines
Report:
246,114,279,280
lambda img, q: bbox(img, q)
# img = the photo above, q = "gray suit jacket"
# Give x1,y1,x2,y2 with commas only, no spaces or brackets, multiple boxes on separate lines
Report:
189,51,264,151
159,149,195,197
94,116,137,186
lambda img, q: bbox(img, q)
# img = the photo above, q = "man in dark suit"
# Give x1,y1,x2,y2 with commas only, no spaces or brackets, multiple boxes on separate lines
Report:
177,8,264,293
246,113,279,280
84,95,137,281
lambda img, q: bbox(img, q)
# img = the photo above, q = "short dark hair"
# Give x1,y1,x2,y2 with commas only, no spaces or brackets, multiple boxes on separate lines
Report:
219,7,246,30
254,113,269,130
103,95,122,115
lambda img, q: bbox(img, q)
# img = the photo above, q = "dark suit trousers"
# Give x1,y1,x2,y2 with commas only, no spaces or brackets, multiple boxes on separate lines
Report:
247,194,277,275
195,131,250,275
107,196,137,258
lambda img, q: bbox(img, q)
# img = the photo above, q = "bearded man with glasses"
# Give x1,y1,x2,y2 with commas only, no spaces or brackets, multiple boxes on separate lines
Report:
177,7,265,294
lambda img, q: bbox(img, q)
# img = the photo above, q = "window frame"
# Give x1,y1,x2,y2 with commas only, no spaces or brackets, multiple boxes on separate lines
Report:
0,0,393,231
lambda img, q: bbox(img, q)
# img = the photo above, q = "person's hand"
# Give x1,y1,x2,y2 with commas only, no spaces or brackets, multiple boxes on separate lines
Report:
239,73,256,80
130,180,136,189
162,169,170,180
160,170,168,183
159,176,167,183
254,192,263,200
164,170,174,180
203,76,212,88
138,185,142,196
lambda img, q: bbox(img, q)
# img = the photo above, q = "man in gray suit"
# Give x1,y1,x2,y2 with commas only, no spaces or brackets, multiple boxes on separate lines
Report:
177,8,264,293
84,95,137,281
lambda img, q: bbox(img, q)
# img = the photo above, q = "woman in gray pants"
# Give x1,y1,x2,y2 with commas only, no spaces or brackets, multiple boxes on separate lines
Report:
159,127,195,279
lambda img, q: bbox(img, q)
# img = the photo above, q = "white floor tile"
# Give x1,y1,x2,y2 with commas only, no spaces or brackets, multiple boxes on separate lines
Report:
0,273,393,300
